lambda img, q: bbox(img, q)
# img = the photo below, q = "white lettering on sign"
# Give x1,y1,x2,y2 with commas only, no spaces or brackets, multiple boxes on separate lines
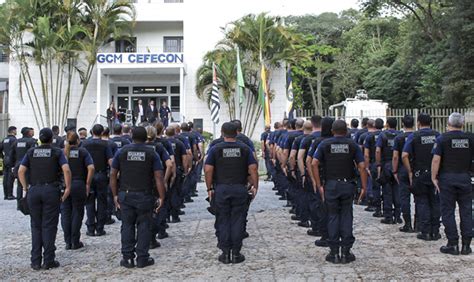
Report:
331,144,349,154
421,135,436,145
223,148,241,158
96,53,184,64
17,142,26,148
3,139,9,144
69,150,79,159
33,149,51,158
127,151,146,162
451,139,469,149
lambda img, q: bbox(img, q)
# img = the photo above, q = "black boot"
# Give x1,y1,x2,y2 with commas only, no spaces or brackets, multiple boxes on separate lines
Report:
340,247,356,264
440,241,459,255
315,237,329,247
417,233,431,241
430,232,441,241
231,250,246,264
218,250,231,264
399,215,414,233
325,247,340,264
120,258,135,268
380,217,394,224
461,239,472,255
150,237,161,249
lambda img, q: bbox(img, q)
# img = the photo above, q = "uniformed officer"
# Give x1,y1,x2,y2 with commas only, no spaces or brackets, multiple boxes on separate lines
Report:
402,113,441,241
10,127,37,209
363,118,384,217
348,119,359,139
165,126,189,223
431,112,473,255
205,122,258,264
189,121,205,195
121,124,133,143
51,125,64,149
375,117,401,224
78,127,88,141
110,126,166,268
297,115,322,236
312,120,367,264
18,128,72,270
61,132,95,250
111,124,131,152
353,117,369,143
289,121,311,227
392,115,416,232
83,124,113,236
102,127,118,225
1,126,17,200
261,125,272,181
145,126,173,243
306,117,334,247
180,122,199,202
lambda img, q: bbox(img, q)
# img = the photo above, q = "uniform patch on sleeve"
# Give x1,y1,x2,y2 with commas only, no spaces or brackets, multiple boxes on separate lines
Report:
33,149,51,158
331,144,349,154
69,150,79,158
3,139,9,144
17,142,26,148
421,135,436,144
127,151,146,161
387,139,395,147
115,141,122,148
223,148,241,158
451,139,469,149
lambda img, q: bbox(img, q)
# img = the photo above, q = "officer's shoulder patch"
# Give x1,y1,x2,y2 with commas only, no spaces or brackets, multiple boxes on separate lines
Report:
223,148,241,158
3,139,9,143
33,148,51,158
421,135,436,144
114,141,122,148
127,151,146,161
17,142,26,148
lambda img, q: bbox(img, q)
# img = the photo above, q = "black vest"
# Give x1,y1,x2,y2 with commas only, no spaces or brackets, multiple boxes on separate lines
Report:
412,129,438,171
13,137,36,166
83,139,109,172
321,138,359,181
68,147,89,181
168,138,184,168
118,145,157,192
28,146,62,184
380,131,397,163
2,135,16,165
212,142,251,185
367,131,381,163
439,131,473,174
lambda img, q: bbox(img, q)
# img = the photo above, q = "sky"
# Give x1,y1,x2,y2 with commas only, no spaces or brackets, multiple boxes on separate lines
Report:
235,0,361,16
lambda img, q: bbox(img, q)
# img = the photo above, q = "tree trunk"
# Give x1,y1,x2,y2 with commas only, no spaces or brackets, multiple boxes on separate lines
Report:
316,68,323,115
307,78,317,111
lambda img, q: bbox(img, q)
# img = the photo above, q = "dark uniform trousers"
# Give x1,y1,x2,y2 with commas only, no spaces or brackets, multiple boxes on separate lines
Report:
325,180,356,249
3,164,14,198
28,184,61,266
381,163,401,219
398,167,412,217
14,165,27,208
61,180,87,246
413,171,440,235
170,170,184,218
369,163,381,211
439,173,473,244
264,150,273,179
215,184,248,253
86,171,108,233
119,191,154,261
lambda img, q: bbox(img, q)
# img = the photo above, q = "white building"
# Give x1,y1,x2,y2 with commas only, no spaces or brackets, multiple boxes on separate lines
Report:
4,0,358,139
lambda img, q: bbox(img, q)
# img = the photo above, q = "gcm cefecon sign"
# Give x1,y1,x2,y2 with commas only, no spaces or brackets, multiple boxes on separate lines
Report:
97,53,184,64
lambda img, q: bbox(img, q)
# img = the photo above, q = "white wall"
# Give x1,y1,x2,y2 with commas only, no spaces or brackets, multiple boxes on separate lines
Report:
134,22,183,53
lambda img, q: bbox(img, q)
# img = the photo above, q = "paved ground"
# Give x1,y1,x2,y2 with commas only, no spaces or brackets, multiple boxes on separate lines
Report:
0,180,473,281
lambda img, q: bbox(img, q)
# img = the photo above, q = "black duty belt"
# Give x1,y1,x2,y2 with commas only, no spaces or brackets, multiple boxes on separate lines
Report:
119,189,152,194
31,182,60,186
96,170,108,174
414,170,430,177
326,178,355,183
214,183,247,187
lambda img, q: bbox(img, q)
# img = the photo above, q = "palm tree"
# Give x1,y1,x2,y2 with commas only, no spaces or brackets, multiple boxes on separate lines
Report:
195,47,238,120
73,0,135,119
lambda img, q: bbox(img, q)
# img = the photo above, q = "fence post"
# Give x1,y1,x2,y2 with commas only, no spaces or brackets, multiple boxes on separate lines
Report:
414,109,419,130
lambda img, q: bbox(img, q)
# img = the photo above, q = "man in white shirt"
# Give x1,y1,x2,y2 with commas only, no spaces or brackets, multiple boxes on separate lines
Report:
134,99,146,125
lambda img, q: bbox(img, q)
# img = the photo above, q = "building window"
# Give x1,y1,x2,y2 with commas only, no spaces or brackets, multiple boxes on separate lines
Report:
170,96,180,111
164,0,183,3
164,37,183,53
117,86,129,94
115,37,136,53
170,86,180,94
132,86,167,94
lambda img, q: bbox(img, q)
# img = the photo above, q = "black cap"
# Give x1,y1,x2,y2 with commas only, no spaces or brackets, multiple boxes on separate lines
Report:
7,126,17,133
39,128,53,143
